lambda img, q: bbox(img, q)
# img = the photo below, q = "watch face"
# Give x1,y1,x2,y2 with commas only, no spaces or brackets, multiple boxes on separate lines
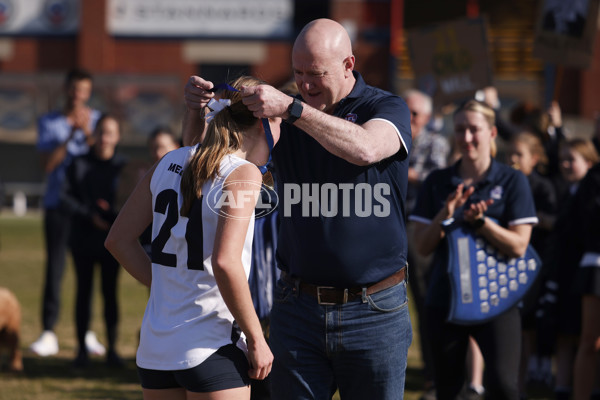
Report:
286,99,302,123
290,99,302,118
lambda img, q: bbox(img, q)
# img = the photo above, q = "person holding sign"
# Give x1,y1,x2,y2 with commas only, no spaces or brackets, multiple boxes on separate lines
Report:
410,100,538,400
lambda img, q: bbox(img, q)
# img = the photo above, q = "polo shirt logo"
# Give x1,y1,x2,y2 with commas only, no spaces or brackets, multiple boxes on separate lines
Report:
490,185,503,200
345,113,358,123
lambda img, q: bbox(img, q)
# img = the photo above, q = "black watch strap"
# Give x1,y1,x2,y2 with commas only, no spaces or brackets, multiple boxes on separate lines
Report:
286,98,303,124
471,217,486,230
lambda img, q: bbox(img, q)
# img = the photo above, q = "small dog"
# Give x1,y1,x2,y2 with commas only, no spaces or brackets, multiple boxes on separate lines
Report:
0,287,23,371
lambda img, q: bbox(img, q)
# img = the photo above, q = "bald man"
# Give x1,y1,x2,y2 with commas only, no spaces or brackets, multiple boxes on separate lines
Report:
184,18,413,399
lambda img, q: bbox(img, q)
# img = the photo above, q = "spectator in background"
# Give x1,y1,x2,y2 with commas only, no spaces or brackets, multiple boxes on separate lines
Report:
547,138,599,400
122,126,181,192
411,100,538,400
508,132,558,396
476,87,566,183
138,126,180,256
147,126,181,162
572,162,600,400
116,125,180,210
31,68,103,357
403,88,450,400
508,101,565,182
61,114,127,367
404,89,451,213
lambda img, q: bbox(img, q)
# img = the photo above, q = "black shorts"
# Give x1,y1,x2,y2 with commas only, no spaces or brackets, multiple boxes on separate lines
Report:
137,344,251,392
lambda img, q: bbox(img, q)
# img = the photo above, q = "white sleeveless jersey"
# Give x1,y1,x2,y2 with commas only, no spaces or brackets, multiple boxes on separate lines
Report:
136,146,255,370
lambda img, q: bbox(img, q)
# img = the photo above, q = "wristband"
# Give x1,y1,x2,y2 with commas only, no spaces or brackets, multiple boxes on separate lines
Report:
471,216,486,230
440,217,454,227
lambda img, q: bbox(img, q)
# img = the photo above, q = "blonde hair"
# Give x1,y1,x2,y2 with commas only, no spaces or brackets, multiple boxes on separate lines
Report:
454,99,497,157
513,131,549,173
561,138,600,165
180,76,264,216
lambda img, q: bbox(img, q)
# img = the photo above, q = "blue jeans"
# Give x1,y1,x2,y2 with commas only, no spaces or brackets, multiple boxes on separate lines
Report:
269,275,412,400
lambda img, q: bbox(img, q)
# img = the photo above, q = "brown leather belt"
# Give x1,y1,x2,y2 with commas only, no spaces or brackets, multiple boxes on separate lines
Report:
281,267,407,305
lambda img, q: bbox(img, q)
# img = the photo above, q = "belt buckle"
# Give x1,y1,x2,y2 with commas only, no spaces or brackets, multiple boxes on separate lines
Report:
316,286,347,305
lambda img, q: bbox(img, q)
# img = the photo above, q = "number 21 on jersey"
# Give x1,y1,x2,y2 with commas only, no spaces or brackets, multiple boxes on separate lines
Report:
151,189,204,270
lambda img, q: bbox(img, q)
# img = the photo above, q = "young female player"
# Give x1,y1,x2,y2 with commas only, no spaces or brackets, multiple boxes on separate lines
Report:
106,76,276,400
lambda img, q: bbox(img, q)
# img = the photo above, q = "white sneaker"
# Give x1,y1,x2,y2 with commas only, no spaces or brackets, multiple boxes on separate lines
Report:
85,331,106,356
30,330,59,356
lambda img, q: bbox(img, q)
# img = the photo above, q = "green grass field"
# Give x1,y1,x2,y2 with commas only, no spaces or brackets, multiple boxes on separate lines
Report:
0,213,554,399
0,213,147,400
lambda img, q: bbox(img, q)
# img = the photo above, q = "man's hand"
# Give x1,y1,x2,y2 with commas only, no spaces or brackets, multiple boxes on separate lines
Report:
241,85,292,119
184,76,215,111
72,105,91,131
70,105,93,142
547,101,562,128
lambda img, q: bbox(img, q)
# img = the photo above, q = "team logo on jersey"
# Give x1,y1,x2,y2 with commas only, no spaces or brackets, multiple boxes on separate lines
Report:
345,113,358,123
490,185,503,200
207,180,278,219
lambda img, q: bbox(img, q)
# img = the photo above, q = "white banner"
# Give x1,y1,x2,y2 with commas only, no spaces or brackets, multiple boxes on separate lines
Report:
107,0,293,38
0,0,79,35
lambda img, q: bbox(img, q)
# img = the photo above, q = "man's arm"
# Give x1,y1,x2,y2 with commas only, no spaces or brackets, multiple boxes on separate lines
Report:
293,104,402,165
182,76,214,146
39,107,94,174
40,126,76,174
241,85,403,166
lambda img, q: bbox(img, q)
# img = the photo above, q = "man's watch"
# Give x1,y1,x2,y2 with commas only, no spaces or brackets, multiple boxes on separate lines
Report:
286,98,303,124
471,216,486,230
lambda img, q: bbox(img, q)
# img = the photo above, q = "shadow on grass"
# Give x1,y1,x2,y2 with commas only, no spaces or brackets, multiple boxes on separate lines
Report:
402,365,555,400
405,365,426,393
1,354,143,400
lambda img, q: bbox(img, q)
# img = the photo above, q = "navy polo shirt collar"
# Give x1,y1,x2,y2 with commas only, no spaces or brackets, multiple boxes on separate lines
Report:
331,71,366,114
450,157,501,188
345,71,367,99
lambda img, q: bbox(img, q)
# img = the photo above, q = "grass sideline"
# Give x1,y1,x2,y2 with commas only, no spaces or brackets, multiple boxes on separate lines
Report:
0,213,554,399
0,213,147,400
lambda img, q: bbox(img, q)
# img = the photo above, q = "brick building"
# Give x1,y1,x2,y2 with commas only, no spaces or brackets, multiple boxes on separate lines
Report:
0,0,599,208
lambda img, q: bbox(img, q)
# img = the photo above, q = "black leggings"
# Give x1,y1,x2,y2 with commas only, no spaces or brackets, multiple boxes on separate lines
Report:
42,208,71,331
426,305,521,400
72,247,120,353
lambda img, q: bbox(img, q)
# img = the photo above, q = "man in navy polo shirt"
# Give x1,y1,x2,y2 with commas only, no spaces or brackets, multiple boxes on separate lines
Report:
183,18,412,400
